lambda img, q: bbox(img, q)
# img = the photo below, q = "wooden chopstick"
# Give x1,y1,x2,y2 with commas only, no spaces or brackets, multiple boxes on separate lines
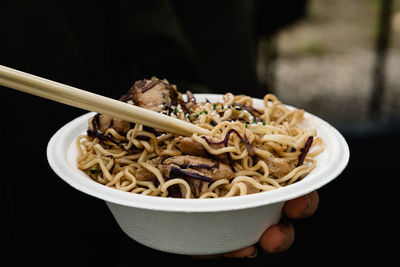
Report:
0,65,211,136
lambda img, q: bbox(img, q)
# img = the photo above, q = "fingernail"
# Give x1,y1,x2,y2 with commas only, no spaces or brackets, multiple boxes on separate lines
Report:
300,194,312,217
277,223,295,252
246,248,258,258
276,229,288,252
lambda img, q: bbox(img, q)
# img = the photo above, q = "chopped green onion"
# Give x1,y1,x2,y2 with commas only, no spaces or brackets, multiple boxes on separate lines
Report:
262,121,266,125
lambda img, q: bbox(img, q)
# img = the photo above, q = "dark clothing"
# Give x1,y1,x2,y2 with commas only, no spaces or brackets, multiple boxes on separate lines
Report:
0,1,306,266
0,0,306,97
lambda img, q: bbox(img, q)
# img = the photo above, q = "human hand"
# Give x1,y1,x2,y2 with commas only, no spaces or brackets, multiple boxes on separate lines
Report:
195,190,319,259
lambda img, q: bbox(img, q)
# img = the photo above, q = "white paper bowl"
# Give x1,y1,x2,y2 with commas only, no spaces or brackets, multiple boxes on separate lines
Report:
47,94,349,255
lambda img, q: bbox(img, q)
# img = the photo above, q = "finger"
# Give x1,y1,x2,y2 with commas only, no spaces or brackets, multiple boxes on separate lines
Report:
283,191,319,219
222,245,257,258
190,245,257,259
259,222,295,253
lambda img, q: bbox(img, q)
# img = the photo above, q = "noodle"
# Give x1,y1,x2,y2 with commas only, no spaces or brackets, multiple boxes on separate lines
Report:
76,78,324,198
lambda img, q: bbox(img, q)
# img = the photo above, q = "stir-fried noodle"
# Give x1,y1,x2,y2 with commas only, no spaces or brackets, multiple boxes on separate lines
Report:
76,78,324,198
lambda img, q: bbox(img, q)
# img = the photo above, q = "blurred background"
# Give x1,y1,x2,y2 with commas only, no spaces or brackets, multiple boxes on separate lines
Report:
1,0,398,266
260,0,400,126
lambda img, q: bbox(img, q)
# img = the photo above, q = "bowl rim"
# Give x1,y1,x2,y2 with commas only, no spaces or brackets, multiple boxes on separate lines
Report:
47,94,349,212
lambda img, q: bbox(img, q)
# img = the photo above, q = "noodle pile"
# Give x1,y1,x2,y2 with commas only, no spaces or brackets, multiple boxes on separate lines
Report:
76,78,324,198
